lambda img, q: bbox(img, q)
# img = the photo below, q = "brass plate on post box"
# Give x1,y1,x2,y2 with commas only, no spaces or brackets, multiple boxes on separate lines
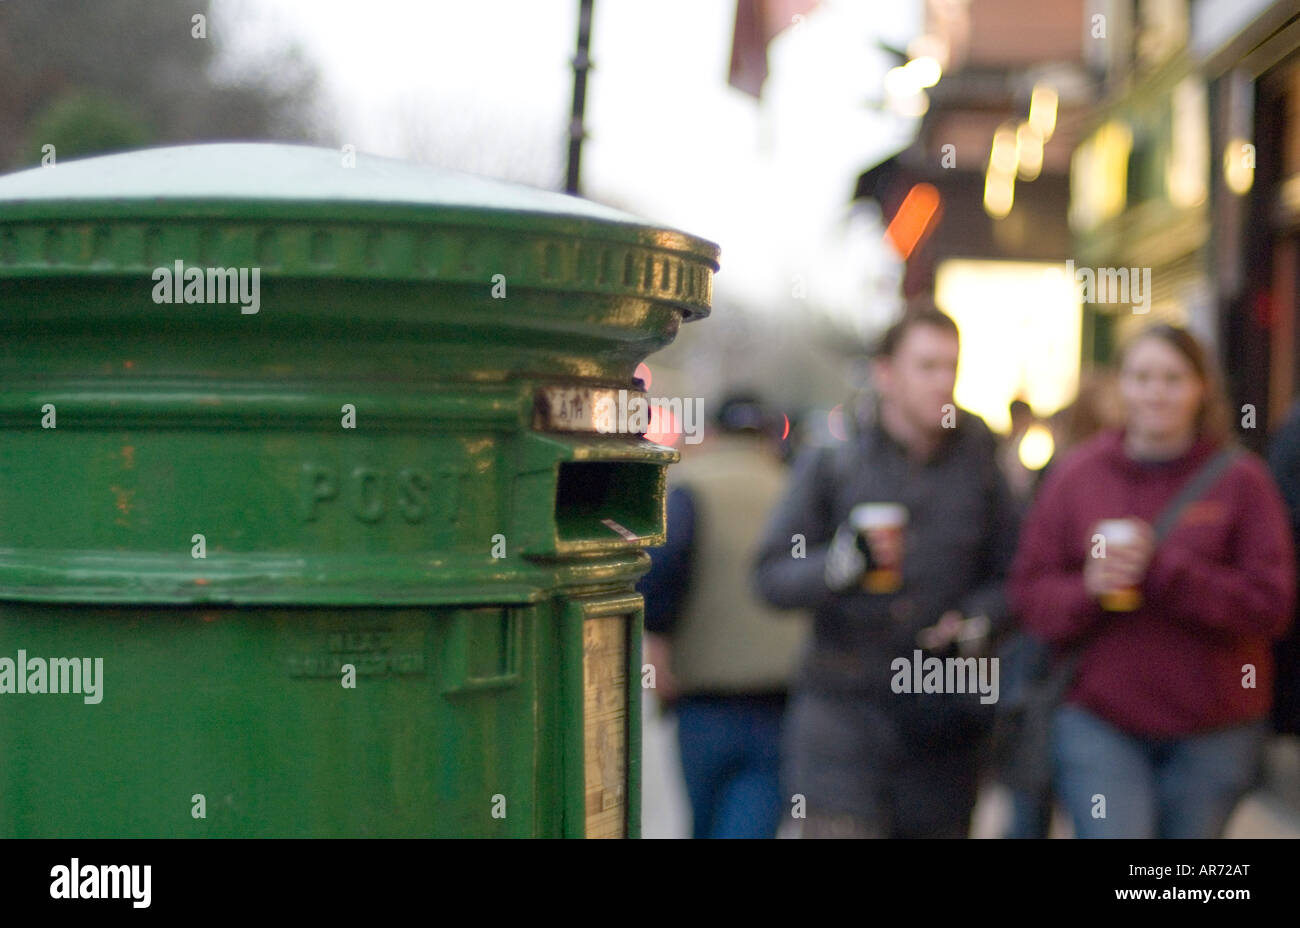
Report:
534,385,648,435
582,614,627,838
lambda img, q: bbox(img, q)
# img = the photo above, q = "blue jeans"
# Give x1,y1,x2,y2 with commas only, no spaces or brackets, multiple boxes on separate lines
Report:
675,694,785,839
1052,703,1267,838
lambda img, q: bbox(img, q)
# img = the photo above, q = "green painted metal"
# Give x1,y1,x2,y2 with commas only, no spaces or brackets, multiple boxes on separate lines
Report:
0,143,717,837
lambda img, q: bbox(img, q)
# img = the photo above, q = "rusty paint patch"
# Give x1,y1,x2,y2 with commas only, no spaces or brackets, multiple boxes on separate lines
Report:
108,484,135,516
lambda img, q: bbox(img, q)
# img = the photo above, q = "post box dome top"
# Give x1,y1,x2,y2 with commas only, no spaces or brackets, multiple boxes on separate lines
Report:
0,143,718,318
0,142,685,224
0,144,658,222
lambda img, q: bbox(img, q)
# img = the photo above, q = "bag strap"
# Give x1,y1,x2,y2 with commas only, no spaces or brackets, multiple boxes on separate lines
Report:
1151,445,1242,543
1052,444,1243,684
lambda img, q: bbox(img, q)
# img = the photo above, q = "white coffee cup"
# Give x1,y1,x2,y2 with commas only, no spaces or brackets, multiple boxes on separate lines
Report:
1094,517,1143,611
850,503,908,593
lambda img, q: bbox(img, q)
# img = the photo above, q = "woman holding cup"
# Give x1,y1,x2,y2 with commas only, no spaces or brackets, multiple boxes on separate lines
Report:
1008,324,1295,838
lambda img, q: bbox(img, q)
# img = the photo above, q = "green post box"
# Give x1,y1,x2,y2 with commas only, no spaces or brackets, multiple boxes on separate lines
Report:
0,143,718,837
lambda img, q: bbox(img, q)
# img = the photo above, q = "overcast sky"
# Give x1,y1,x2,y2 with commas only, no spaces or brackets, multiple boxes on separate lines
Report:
213,0,922,328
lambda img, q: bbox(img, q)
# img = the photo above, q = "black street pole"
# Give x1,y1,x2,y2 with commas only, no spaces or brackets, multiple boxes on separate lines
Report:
565,0,594,195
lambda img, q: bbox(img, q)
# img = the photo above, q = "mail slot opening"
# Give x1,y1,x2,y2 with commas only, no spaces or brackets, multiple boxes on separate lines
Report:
555,461,660,544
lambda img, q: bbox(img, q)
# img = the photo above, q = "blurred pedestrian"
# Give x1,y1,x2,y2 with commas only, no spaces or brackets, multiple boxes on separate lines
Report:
1268,399,1300,736
999,398,1039,509
753,300,1019,838
638,393,808,839
1009,324,1295,838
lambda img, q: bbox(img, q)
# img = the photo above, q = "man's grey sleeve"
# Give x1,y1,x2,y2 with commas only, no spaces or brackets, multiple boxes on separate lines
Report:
752,444,839,611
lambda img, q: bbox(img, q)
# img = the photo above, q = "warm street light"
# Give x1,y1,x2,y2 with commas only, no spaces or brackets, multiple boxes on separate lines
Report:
1028,84,1058,142
985,123,1019,219
884,66,931,117
990,123,1019,176
903,55,942,89
1224,138,1255,195
1016,123,1044,181
984,170,1014,219
1018,423,1055,470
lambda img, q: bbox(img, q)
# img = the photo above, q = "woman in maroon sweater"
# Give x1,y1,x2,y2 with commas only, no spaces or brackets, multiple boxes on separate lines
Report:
1009,324,1295,838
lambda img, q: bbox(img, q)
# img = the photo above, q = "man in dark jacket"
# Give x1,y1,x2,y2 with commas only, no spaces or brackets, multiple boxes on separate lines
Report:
752,302,1019,837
